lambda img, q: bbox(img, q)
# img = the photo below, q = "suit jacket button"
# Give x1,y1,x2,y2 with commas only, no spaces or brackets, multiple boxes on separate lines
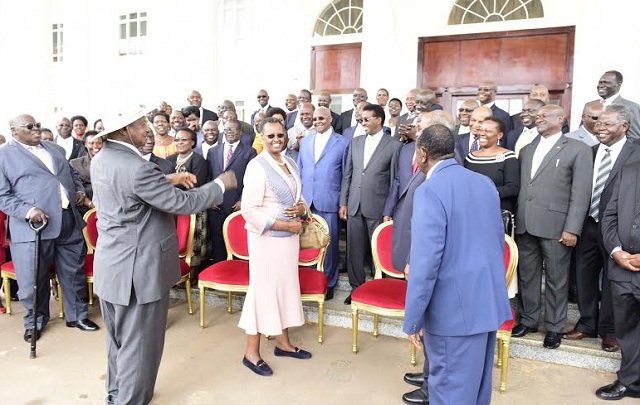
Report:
633,225,638,229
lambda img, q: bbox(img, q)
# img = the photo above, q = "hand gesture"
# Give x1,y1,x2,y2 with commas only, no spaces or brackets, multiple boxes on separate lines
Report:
166,172,197,189
217,171,238,190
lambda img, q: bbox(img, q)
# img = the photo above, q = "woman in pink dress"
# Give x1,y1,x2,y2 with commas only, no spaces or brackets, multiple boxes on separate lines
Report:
238,117,311,376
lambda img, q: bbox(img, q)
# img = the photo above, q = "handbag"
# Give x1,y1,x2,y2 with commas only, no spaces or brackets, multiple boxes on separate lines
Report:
299,216,330,250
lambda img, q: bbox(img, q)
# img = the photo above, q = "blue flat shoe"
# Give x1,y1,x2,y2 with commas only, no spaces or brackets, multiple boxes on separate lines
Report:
274,346,312,359
242,356,273,376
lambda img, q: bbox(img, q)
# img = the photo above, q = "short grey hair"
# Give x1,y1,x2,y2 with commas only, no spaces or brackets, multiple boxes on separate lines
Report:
606,104,632,126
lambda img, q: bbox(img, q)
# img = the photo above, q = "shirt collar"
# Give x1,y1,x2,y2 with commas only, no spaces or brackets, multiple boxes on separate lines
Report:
426,160,445,179
108,139,142,156
599,136,627,153
540,132,562,144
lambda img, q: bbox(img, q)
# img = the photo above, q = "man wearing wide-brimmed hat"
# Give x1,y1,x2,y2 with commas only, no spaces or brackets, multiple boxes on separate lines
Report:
91,109,237,405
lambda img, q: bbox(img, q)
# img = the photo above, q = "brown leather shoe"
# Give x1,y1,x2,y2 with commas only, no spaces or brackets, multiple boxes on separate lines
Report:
601,337,620,352
562,329,596,340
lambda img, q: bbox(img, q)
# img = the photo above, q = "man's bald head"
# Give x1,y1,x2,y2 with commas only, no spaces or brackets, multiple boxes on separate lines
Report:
469,106,493,136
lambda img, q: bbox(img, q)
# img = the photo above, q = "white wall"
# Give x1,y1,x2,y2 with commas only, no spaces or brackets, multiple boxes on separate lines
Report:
0,0,638,134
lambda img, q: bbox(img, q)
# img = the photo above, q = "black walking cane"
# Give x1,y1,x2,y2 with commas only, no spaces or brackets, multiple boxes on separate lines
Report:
28,218,47,359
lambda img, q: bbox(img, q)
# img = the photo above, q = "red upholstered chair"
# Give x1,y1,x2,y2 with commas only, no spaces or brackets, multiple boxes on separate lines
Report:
350,220,416,366
175,214,196,315
82,208,98,305
198,211,249,327
497,234,519,393
298,214,329,343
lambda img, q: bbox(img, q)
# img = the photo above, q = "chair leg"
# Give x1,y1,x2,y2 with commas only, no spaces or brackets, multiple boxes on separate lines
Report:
3,276,11,315
351,305,358,354
500,334,511,393
496,335,503,367
227,292,232,313
373,313,379,337
57,278,64,319
88,281,94,306
410,343,417,366
317,298,324,344
186,277,193,315
199,286,205,328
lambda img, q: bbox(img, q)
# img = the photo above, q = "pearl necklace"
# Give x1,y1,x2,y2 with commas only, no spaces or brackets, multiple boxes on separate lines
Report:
275,160,286,166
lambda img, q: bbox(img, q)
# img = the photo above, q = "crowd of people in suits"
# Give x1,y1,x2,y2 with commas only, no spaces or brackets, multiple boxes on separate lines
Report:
1,69,640,403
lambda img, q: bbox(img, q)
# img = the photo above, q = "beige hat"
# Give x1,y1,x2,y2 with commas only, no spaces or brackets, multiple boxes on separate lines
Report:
97,108,149,138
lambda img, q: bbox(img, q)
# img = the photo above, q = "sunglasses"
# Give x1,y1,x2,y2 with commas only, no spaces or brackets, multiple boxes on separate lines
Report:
312,117,328,121
266,133,285,139
477,87,496,92
14,122,41,130
458,108,475,113
584,115,600,120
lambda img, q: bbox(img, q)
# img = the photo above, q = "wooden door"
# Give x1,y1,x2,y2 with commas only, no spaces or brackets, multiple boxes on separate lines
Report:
310,43,361,95
418,27,575,121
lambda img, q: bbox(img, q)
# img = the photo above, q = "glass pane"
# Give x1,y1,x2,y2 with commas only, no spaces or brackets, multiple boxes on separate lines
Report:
53,23,57,29
140,21,146,36
141,12,147,18
119,15,126,20
53,33,57,48
60,23,63,28
120,24,126,39
60,32,63,46
130,21,137,37
129,13,137,19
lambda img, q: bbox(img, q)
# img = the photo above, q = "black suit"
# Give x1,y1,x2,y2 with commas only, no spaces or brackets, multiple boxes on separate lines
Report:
202,108,219,124
336,109,354,135
574,140,639,338
207,142,257,262
490,104,514,134
454,133,472,164
56,136,87,161
149,154,175,175
601,152,640,391
330,111,340,133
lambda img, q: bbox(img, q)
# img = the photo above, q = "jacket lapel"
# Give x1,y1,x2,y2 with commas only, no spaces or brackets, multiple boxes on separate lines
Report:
227,142,243,168
13,141,54,174
42,142,64,175
364,134,390,171
399,170,424,199
607,141,635,188
316,132,338,163
531,136,566,181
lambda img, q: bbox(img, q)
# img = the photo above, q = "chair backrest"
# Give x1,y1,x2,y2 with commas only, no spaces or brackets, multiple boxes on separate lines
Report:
176,214,197,265
82,208,99,254
223,211,249,260
0,210,6,264
504,234,518,287
299,214,329,272
371,220,404,279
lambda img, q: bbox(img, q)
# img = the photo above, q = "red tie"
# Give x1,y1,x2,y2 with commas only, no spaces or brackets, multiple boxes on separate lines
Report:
225,145,234,169
412,162,419,174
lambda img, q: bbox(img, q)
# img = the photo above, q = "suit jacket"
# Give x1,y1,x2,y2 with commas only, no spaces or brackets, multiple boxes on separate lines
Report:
566,126,598,147
403,159,511,336
166,152,209,187
285,147,299,161
505,124,526,151
285,111,298,130
340,133,402,218
250,106,275,125
149,154,176,175
393,112,417,140
490,104,514,134
202,108,219,124
390,170,425,271
600,96,640,141
383,141,416,217
70,154,93,199
602,158,640,283
91,141,224,305
330,111,340,133
297,130,348,213
336,109,354,135
207,141,257,212
0,140,86,243
516,135,593,239
56,136,87,161
454,133,472,163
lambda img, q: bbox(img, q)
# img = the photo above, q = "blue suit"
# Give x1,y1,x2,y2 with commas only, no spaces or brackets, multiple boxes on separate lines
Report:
383,141,416,220
404,159,511,405
297,131,348,288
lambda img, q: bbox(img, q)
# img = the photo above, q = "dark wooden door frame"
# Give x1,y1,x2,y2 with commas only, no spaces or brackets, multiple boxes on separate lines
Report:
310,42,362,95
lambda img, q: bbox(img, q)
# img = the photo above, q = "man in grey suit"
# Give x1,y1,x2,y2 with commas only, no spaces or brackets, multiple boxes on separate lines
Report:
0,114,99,343
91,111,237,405
595,70,640,141
565,101,604,146
512,105,593,349
339,104,402,304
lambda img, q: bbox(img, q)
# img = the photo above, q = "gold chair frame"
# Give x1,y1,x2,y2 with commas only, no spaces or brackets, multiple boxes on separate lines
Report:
2,265,64,318
176,213,197,315
496,234,519,393
82,208,97,306
351,220,416,366
198,211,249,327
299,214,329,344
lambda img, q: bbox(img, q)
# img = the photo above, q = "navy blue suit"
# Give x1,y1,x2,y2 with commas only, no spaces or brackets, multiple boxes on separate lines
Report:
297,131,348,288
207,142,257,262
285,111,297,130
330,111,340,133
383,141,415,221
490,104,513,134
454,133,472,164
404,159,511,405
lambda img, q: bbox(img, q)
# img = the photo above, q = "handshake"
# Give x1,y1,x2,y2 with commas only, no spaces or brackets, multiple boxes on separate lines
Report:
166,171,238,191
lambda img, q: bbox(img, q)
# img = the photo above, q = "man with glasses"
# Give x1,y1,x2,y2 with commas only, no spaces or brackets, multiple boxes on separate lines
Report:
336,87,368,135
55,117,87,161
250,89,274,126
340,104,402,304
0,114,100,344
453,100,479,136
505,99,545,156
477,80,513,134
565,101,605,146
285,89,312,130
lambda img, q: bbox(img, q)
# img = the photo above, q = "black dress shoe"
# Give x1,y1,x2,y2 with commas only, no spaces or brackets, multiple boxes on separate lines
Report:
242,356,273,376
274,346,312,359
596,381,640,400
402,388,429,404
512,324,538,338
11,292,19,302
66,318,100,331
344,294,352,305
23,329,42,342
325,287,335,301
403,372,424,387
543,332,562,349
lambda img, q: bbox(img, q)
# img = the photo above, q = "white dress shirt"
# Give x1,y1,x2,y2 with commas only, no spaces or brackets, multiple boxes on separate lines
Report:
56,135,74,160
353,123,366,138
592,137,626,191
224,141,239,168
457,125,470,135
514,127,539,158
201,142,217,160
314,128,332,162
602,92,620,107
531,132,562,178
363,130,384,167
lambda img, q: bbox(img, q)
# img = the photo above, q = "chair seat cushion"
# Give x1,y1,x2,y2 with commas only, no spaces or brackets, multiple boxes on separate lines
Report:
299,248,321,264
352,279,407,310
499,308,516,331
84,254,94,277
199,260,249,286
1,261,57,276
299,268,327,294
179,258,190,277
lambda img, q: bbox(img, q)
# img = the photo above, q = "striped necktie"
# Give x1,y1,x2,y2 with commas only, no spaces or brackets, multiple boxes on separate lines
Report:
589,147,612,221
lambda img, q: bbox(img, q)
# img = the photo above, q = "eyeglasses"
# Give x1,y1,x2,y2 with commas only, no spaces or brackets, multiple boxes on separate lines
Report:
174,138,192,143
14,122,41,130
477,87,496,92
312,117,328,121
584,115,600,120
458,108,475,113
361,117,379,123
522,109,539,114
266,133,285,139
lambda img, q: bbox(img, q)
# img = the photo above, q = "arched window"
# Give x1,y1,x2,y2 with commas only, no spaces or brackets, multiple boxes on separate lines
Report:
448,0,544,25
313,0,363,37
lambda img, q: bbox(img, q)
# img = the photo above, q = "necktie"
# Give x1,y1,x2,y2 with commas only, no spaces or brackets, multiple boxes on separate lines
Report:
470,137,479,153
225,145,234,169
31,146,70,209
589,147,612,221
412,162,419,174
